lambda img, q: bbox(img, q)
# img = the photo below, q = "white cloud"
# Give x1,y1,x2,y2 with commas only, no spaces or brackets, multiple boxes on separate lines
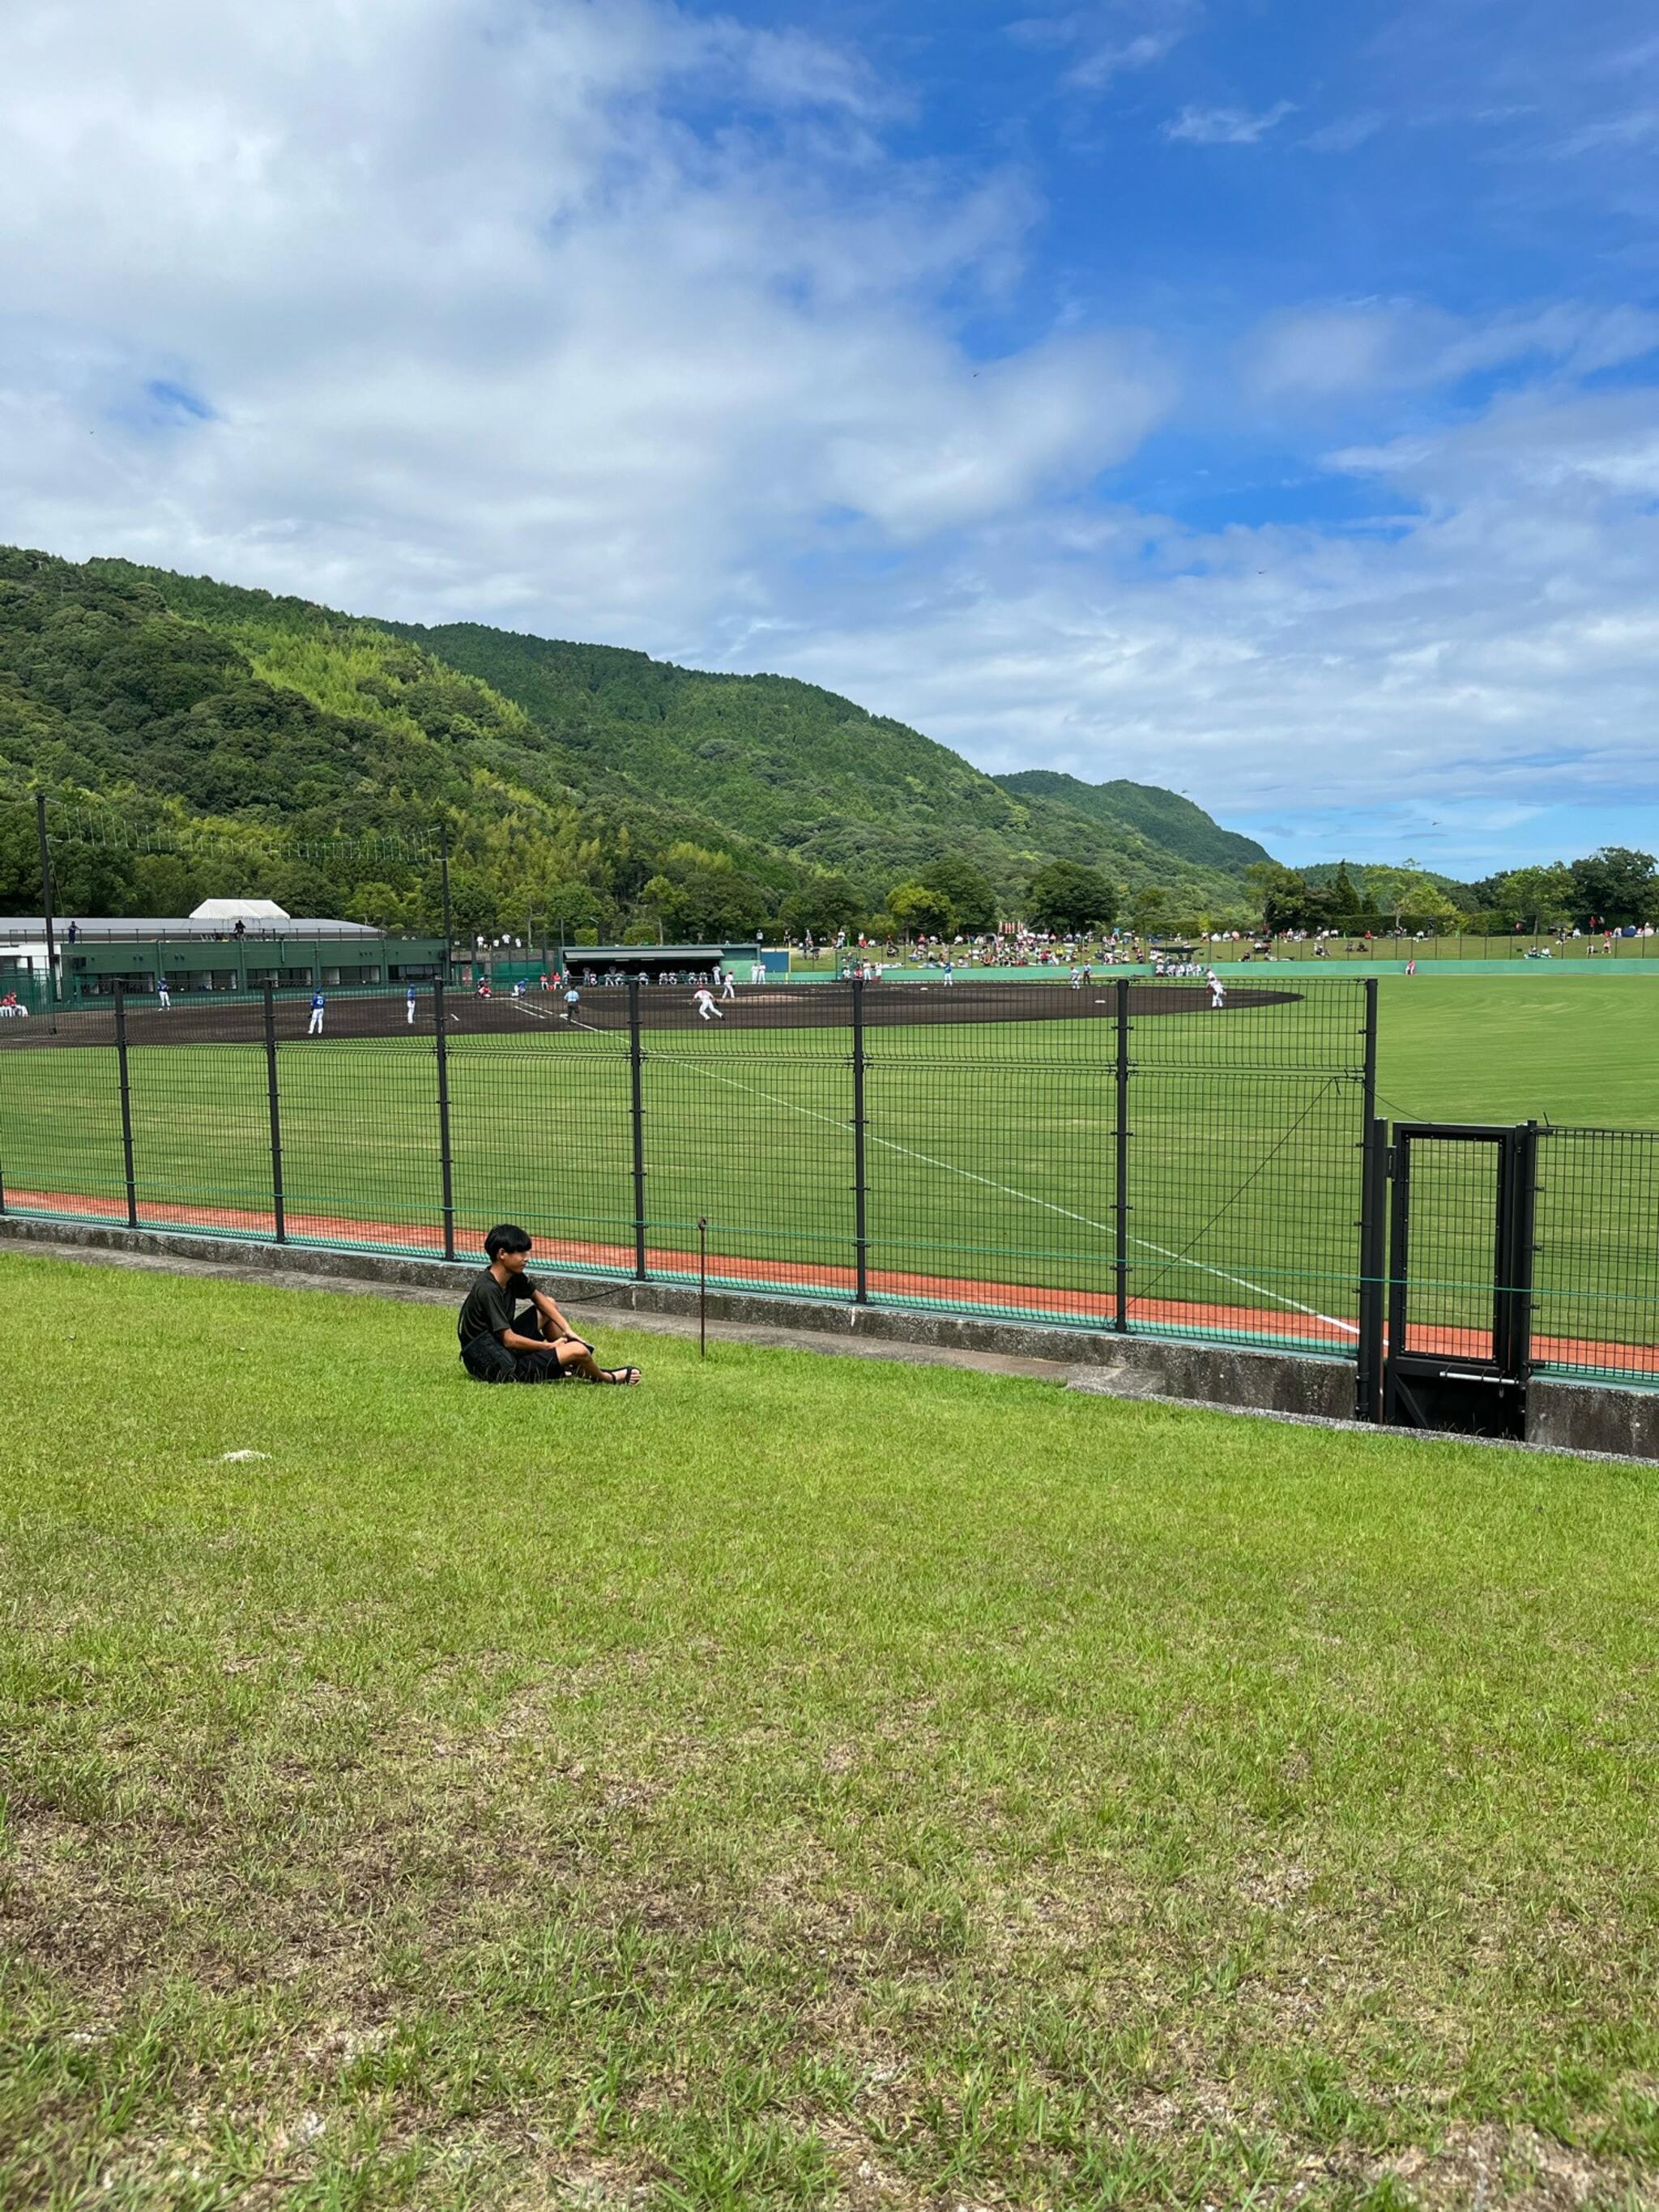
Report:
1165,100,1295,145
1300,112,1385,154
0,0,1170,640
752,377,1659,846
1555,107,1659,156
1007,1,1197,91
1243,300,1659,400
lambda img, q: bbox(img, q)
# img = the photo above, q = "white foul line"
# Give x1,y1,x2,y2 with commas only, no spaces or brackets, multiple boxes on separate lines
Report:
671,1051,1358,1336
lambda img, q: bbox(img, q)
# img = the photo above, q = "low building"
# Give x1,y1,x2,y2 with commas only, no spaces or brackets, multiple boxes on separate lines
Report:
0,915,450,1006
556,941,790,984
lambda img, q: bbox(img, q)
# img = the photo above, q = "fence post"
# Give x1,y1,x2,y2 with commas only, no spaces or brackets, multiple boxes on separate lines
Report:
1115,976,1131,1332
113,986,139,1229
433,979,455,1262
628,979,648,1281
851,977,869,1303
1354,977,1384,1419
262,985,285,1245
1356,1118,1388,1421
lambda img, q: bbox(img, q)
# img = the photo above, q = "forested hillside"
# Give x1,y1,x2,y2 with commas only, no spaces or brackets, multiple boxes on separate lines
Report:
0,548,1267,940
387,620,1257,907
996,769,1269,872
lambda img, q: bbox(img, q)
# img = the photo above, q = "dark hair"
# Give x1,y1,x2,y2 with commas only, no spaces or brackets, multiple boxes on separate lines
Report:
484,1223,533,1260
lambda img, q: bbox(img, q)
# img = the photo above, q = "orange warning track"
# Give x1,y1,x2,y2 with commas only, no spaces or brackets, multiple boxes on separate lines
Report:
6,1188,1655,1378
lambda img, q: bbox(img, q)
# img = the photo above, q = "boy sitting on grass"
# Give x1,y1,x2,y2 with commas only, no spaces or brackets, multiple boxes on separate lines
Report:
458,1224,641,1385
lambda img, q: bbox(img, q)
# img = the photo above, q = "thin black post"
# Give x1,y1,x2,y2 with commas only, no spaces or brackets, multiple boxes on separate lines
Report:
113,987,138,1229
433,980,455,1261
697,1215,708,1358
851,976,869,1304
263,985,285,1244
1356,1117,1388,1422
1498,1120,1540,1385
628,979,648,1281
1115,975,1131,1332
438,820,453,982
35,793,58,1018
1354,977,1383,1417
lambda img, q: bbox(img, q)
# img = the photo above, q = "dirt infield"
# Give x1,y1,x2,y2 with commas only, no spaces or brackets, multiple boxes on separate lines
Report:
6,1186,1651,1378
0,978,1303,1049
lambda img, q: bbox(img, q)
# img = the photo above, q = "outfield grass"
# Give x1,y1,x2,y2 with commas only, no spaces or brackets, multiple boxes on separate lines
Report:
1375,975,1659,1127
1,1253,1655,2210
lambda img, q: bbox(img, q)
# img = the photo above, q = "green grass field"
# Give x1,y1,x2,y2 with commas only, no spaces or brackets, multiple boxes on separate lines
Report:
1,1254,1655,2210
2,975,1657,1366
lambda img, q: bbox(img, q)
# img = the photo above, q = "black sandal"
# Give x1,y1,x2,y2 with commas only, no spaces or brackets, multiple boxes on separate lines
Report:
600,1366,642,1385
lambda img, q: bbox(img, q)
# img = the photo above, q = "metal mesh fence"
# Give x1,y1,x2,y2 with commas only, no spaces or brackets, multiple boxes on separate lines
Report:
0,1001,130,1225
0,976,1382,1361
16,974,1659,1395
1532,1128,1659,1382
1391,1133,1503,1362
1128,979,1372,1353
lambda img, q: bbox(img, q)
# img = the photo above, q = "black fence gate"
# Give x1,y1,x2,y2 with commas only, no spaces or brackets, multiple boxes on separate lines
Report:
1380,1122,1538,1436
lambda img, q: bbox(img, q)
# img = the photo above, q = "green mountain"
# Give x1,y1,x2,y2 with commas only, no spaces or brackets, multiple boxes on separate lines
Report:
0,548,1267,938
388,620,1261,910
995,769,1269,873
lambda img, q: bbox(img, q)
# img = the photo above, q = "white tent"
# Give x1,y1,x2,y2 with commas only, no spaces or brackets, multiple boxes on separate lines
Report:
189,898,290,923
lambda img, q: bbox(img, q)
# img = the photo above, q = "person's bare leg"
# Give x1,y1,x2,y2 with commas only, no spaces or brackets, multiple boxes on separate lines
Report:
552,1337,638,1383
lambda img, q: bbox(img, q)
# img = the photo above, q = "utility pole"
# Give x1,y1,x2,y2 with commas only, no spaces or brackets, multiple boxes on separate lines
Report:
438,819,452,981
35,794,58,1005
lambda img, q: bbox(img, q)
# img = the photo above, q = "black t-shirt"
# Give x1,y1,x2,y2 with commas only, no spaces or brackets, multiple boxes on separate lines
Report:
457,1267,543,1349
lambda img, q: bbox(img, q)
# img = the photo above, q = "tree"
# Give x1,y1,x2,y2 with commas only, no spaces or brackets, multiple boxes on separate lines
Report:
1568,847,1656,929
539,880,608,941
1130,885,1170,935
781,874,864,940
888,881,955,940
637,863,767,939
1026,861,1118,935
918,856,996,933
1491,863,1574,931
1325,863,1361,923
1244,862,1316,934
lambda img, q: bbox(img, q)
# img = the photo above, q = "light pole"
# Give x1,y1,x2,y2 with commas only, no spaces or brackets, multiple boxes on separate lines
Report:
35,793,58,1007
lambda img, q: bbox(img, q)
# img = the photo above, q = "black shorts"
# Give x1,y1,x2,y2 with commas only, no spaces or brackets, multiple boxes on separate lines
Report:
460,1323,575,1385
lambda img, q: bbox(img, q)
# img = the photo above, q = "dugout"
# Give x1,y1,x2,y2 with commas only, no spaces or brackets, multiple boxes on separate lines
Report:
558,942,789,986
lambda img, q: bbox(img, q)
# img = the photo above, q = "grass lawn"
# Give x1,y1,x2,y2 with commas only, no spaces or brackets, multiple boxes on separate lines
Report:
2,1252,1656,2210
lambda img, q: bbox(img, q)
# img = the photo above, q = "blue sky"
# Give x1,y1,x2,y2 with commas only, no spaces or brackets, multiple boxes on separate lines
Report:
3,0,1658,877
